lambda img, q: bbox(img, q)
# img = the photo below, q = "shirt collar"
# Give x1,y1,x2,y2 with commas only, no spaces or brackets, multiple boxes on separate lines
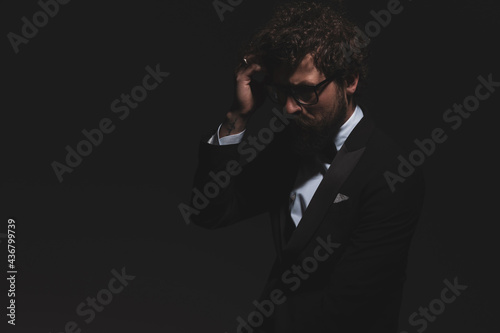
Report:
334,104,364,152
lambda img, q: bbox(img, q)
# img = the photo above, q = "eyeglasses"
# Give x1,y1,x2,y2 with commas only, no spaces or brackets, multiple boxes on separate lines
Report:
266,77,335,106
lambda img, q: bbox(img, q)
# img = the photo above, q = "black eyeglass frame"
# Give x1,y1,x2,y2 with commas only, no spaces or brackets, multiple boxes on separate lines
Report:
266,76,336,106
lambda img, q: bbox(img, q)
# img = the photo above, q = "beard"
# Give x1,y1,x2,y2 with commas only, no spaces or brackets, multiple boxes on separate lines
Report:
289,91,348,160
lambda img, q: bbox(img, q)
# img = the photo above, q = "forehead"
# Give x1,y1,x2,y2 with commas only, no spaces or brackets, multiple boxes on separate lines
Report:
272,53,324,86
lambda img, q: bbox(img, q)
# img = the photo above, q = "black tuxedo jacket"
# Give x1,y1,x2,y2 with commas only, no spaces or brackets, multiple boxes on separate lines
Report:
190,111,425,332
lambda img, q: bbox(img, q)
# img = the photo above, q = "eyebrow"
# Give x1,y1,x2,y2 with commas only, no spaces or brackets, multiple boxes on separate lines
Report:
275,80,317,88
293,80,317,86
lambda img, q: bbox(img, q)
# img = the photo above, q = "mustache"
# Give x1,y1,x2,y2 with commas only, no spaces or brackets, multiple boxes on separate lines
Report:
293,114,321,130
288,99,348,158
293,114,334,135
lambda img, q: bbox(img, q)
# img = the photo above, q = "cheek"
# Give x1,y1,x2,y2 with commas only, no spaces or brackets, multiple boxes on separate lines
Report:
312,101,334,117
302,106,322,120
303,86,340,120
318,89,338,111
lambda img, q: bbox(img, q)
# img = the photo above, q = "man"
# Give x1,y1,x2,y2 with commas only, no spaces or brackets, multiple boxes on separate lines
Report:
189,1,425,332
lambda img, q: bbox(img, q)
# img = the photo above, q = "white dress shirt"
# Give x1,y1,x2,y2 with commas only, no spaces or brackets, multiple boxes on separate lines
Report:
208,105,364,227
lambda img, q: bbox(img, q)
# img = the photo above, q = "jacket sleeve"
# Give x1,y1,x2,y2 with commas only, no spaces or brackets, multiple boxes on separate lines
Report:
187,129,289,229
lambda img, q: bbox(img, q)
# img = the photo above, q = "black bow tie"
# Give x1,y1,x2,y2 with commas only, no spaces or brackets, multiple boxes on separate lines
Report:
317,141,337,164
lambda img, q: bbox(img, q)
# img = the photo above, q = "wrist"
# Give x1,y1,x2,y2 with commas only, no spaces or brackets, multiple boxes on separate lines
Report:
220,112,248,138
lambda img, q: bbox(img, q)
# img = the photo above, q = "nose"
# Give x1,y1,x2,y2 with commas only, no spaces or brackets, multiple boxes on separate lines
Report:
284,95,302,115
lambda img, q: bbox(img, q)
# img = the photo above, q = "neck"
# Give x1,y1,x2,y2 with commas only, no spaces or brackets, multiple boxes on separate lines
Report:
342,100,356,125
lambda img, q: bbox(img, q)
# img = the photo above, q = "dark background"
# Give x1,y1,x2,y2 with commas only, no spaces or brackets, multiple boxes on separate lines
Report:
2,0,499,332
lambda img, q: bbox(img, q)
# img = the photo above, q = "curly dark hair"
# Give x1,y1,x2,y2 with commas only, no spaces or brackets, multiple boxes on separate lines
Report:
240,0,369,92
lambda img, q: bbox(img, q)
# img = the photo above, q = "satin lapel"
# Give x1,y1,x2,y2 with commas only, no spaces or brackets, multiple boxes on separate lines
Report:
270,151,301,264
270,202,286,263
282,116,375,259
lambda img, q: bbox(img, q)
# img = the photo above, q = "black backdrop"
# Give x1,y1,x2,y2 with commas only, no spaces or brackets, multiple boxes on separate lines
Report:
2,0,499,332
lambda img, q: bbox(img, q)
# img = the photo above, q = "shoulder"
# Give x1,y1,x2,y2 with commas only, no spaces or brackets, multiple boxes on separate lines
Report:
347,115,425,205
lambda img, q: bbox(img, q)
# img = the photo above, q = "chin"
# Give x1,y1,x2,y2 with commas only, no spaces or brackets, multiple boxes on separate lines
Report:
289,105,347,158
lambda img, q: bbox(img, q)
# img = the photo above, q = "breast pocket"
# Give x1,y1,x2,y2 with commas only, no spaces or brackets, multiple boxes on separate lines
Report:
320,197,357,240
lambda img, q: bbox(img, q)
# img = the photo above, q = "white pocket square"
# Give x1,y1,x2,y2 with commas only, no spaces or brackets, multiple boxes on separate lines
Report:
334,193,349,204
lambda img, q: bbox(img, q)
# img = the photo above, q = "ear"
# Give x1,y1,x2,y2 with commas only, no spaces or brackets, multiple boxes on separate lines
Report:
345,74,359,96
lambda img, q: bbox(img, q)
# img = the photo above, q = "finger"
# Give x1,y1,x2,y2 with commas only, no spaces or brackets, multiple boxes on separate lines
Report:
241,62,268,78
235,55,252,73
235,64,263,83
243,54,257,64
243,63,263,76
235,54,266,75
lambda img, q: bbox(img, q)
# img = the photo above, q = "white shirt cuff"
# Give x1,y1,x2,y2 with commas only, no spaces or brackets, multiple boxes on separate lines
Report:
207,123,246,145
